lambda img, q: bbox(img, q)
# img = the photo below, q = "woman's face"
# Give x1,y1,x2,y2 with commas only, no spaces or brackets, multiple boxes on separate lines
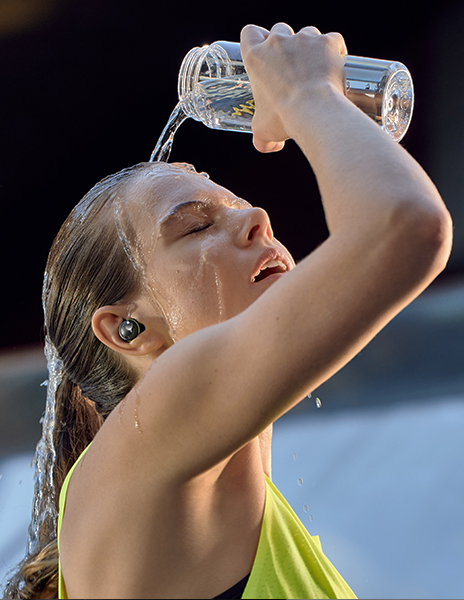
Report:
119,166,295,342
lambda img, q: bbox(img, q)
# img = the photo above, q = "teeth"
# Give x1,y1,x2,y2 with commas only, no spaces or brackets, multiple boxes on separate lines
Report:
253,259,287,282
260,260,286,273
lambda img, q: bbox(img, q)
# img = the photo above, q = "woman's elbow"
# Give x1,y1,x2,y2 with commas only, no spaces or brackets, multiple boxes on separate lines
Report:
395,195,453,281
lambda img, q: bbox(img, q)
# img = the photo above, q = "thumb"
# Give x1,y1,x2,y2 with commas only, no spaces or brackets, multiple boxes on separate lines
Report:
253,137,286,153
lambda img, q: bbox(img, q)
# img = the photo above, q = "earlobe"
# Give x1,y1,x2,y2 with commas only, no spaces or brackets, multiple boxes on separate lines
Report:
92,306,168,357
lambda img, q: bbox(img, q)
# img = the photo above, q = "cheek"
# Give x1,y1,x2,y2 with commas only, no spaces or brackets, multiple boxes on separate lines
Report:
145,240,228,339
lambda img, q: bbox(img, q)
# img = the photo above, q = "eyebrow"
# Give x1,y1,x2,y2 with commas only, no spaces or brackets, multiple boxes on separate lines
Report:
159,200,211,231
159,196,251,234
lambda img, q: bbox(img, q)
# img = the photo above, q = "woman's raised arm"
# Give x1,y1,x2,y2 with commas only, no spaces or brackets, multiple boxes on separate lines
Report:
102,23,452,481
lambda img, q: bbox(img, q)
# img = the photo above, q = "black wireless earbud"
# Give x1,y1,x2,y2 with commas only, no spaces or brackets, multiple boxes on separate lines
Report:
118,318,146,343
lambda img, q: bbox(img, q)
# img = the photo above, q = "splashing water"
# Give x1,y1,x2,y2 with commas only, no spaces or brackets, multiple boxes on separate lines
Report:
113,188,182,343
27,337,63,555
149,102,189,163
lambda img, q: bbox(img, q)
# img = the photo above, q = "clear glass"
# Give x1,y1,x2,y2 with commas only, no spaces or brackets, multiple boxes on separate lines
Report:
178,41,414,142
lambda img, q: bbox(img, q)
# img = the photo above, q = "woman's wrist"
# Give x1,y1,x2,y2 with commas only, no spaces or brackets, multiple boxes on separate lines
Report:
276,81,351,147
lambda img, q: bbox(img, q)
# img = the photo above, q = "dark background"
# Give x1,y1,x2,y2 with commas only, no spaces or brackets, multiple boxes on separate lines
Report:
2,0,464,351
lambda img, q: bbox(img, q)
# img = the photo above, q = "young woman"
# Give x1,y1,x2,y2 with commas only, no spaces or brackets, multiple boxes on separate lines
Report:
5,22,452,599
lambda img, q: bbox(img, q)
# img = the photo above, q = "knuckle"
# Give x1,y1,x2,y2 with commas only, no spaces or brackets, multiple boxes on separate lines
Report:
267,31,287,46
325,32,346,51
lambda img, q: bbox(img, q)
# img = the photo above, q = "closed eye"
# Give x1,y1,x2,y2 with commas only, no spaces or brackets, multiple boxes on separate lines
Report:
187,222,212,235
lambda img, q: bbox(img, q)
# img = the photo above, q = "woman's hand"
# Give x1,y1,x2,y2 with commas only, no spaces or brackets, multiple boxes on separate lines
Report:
240,22,347,153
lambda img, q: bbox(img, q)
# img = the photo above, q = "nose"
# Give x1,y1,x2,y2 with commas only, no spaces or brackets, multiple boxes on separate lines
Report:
236,207,274,246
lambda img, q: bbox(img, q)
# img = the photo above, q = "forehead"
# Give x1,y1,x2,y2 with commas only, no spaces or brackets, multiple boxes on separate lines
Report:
113,166,248,273
128,168,241,223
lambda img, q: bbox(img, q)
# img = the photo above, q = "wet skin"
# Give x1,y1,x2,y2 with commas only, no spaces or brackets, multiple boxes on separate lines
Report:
120,168,295,342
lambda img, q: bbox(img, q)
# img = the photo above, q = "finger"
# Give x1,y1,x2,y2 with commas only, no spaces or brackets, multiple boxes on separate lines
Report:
298,25,322,36
298,27,348,57
325,31,348,58
241,24,270,47
269,22,295,35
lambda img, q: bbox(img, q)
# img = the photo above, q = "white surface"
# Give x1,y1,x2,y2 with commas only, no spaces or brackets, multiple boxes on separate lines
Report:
271,397,464,599
0,452,34,588
1,397,463,598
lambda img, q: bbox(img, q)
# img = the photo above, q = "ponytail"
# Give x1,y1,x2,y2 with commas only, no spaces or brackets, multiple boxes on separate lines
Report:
4,539,58,600
53,376,103,494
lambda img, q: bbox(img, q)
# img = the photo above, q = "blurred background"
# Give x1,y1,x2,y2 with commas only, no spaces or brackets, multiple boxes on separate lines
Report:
1,0,464,597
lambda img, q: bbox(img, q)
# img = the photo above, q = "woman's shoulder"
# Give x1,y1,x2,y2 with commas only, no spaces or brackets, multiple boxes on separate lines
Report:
59,432,266,598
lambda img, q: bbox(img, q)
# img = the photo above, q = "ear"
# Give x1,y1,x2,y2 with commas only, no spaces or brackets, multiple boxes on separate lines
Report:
92,305,169,357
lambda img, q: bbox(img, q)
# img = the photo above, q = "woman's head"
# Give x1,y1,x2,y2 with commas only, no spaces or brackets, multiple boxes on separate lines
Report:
44,160,294,420
96,162,295,344
44,162,201,413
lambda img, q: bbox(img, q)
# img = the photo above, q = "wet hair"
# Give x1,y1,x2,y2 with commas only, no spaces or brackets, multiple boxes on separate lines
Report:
3,161,195,599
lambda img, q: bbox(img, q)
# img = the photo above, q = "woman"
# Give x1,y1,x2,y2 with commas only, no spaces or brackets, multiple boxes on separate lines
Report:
5,22,452,599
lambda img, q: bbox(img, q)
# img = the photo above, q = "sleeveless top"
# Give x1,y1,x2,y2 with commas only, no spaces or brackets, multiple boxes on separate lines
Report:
58,446,356,599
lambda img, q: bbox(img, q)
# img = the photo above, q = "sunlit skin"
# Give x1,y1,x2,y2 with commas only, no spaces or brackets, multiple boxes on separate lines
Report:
124,169,295,342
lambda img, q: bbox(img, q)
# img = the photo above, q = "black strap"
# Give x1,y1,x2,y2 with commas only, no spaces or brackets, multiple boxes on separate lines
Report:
213,573,251,599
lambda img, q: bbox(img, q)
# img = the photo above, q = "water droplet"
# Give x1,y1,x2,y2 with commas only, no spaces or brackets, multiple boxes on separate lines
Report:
315,397,322,409
293,453,297,460
303,504,309,512
40,380,48,387
312,480,316,487
134,410,141,432
309,514,314,522
298,477,304,486
214,270,224,320
133,390,142,433
118,400,125,423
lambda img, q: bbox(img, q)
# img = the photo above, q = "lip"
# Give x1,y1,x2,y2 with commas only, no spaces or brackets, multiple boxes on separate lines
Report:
251,247,293,283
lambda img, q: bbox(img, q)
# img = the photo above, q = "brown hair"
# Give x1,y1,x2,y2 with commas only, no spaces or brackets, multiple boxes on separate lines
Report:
3,161,182,598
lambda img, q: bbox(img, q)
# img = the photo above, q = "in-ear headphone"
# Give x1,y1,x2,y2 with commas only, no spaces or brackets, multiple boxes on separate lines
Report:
119,318,146,342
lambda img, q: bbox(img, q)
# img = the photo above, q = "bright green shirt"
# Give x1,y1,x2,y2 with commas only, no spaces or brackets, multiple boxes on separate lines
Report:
242,475,356,599
57,444,91,599
58,446,356,599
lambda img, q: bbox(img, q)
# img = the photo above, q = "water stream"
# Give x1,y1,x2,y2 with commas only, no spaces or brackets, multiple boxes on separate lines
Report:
149,102,188,163
26,338,62,555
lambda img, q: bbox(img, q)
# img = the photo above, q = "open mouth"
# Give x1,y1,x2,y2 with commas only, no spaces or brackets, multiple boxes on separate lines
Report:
252,259,288,283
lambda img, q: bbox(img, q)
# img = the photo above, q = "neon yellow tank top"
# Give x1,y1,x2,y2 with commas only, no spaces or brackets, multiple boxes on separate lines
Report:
242,476,356,599
58,446,356,599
